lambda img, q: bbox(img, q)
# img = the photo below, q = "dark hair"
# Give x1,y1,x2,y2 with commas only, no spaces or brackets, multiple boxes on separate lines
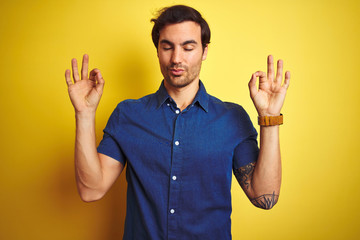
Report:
151,5,211,50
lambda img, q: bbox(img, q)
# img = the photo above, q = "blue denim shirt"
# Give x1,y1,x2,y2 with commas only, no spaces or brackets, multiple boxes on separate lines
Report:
97,81,259,240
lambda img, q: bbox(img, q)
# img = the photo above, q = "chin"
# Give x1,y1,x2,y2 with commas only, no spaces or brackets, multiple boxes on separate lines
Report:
166,77,194,89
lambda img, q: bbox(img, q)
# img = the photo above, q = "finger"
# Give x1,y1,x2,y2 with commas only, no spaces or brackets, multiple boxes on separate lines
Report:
65,69,73,87
267,55,274,81
81,54,89,80
282,71,290,89
248,73,258,98
255,71,267,83
95,71,105,93
89,68,100,81
71,58,80,83
275,59,283,85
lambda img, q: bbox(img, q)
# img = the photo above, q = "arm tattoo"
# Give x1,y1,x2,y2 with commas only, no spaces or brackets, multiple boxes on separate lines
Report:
250,192,279,210
233,162,256,190
234,163,279,209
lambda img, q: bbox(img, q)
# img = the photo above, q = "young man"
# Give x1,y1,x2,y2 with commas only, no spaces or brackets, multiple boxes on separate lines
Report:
65,5,290,240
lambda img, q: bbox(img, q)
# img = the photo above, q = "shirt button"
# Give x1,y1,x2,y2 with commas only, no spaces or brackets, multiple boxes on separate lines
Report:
172,176,177,181
170,209,175,214
174,141,179,146
167,103,170,106
175,109,180,114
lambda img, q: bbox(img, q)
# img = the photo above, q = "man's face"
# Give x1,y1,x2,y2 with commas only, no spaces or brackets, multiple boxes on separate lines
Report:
157,21,208,89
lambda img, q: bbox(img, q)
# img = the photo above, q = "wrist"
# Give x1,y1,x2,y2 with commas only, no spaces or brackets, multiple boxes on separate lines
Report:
257,110,280,117
258,114,283,126
75,110,96,120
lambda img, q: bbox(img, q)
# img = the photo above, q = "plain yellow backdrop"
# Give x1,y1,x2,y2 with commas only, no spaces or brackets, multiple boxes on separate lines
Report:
1,0,359,239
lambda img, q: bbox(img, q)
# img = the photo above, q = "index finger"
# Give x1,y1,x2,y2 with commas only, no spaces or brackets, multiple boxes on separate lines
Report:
81,54,89,80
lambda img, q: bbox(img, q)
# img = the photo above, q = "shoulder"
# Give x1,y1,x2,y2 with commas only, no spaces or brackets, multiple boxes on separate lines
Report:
103,93,157,134
105,93,156,126
206,93,257,139
114,92,157,113
208,94,249,118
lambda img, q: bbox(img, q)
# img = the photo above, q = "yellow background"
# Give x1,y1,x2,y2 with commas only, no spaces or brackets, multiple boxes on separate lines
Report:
1,0,359,239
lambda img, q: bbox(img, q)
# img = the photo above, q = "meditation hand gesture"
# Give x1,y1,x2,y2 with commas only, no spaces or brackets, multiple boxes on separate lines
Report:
248,55,290,117
65,54,104,114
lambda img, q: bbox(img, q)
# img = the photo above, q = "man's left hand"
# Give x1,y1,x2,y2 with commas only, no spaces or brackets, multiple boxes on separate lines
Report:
248,55,290,117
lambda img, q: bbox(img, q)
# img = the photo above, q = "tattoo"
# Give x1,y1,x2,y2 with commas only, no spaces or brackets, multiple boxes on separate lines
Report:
234,163,279,209
250,192,279,209
233,162,256,190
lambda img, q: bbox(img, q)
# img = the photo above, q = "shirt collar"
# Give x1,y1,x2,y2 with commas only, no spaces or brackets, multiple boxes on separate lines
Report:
156,80,209,113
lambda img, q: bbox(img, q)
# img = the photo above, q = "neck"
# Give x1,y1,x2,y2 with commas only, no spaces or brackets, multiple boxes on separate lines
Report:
164,79,200,111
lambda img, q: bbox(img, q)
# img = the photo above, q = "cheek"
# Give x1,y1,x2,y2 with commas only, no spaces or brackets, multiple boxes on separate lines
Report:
188,54,203,68
158,54,169,66
158,58,169,75
157,56,166,67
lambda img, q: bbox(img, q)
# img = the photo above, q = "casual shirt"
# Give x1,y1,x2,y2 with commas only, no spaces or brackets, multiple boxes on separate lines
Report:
97,80,259,240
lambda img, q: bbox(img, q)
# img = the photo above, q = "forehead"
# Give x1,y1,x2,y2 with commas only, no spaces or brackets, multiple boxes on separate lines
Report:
159,21,201,43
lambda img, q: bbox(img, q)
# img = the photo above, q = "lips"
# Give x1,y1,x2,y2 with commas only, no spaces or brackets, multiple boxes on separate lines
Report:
170,68,184,76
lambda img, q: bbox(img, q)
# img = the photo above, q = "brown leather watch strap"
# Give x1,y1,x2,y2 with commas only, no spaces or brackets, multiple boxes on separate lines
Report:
258,114,283,126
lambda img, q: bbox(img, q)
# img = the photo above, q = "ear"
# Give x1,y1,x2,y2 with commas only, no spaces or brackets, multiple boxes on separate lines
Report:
202,44,208,61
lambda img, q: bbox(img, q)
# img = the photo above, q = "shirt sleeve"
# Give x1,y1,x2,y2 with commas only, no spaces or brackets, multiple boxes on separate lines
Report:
232,107,259,169
97,104,127,165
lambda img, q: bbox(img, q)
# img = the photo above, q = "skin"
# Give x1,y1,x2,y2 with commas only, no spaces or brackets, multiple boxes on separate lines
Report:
65,22,290,208
234,55,290,209
65,55,124,202
157,21,208,111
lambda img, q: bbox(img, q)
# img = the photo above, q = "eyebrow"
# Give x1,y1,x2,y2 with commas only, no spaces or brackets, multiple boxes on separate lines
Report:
181,40,198,46
159,39,198,46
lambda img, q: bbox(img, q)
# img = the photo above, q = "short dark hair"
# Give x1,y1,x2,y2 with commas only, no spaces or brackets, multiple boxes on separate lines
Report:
151,5,211,50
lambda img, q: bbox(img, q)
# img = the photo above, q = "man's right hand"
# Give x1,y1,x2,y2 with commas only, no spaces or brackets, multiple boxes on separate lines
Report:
65,54,104,114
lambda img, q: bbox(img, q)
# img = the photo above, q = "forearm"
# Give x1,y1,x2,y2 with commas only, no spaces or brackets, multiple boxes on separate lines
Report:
251,125,281,195
245,125,281,209
74,112,104,201
234,125,281,209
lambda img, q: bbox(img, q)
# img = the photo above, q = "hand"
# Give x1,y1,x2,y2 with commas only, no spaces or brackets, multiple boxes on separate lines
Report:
65,54,105,114
248,55,290,117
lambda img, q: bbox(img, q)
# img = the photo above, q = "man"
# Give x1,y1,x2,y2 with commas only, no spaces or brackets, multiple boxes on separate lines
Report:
65,5,290,240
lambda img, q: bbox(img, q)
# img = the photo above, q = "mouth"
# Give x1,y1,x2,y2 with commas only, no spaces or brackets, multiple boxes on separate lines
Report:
169,68,184,76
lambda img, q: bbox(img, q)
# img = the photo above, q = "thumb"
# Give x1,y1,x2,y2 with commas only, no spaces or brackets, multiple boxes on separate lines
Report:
248,73,258,99
95,71,105,93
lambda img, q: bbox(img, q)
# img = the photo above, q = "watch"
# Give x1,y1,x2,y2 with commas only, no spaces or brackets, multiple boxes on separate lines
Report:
258,114,283,126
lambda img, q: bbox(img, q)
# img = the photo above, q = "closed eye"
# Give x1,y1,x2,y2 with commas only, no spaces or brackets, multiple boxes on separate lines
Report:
159,40,174,51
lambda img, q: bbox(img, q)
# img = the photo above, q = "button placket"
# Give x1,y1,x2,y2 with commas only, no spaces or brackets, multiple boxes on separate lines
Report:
168,107,183,239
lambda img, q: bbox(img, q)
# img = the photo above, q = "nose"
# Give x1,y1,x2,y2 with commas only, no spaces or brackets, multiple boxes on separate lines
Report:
170,47,182,65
